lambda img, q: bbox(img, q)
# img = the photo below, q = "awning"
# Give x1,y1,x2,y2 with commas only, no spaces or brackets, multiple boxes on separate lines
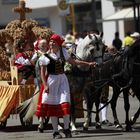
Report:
26,0,57,9
26,0,92,9
104,7,138,21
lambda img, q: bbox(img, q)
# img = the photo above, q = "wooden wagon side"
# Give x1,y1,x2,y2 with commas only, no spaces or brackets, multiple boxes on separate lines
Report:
0,85,35,122
0,62,36,128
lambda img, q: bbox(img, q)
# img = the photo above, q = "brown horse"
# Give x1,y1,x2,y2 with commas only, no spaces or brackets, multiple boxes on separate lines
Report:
98,44,140,131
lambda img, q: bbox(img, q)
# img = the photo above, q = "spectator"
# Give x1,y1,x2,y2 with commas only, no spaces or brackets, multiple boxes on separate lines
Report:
123,31,134,47
127,32,140,76
100,85,109,125
112,32,122,51
81,30,88,39
113,32,140,82
74,32,83,45
65,30,75,43
89,29,100,35
130,32,140,44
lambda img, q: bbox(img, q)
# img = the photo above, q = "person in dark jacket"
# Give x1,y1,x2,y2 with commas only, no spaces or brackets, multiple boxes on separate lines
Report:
112,32,122,51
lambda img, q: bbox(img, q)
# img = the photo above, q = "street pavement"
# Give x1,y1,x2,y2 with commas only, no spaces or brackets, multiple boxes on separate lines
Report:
0,87,140,140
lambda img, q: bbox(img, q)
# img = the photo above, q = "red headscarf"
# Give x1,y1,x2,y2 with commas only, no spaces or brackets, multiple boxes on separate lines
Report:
50,34,64,47
33,39,42,51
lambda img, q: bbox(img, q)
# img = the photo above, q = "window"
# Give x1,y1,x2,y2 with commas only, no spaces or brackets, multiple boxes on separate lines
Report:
1,0,18,5
34,18,50,27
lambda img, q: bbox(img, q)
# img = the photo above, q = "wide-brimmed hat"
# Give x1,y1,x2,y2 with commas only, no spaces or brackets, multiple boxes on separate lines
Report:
130,32,140,38
65,34,75,43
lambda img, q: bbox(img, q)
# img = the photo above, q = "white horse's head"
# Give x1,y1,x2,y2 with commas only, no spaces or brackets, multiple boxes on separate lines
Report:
76,33,104,71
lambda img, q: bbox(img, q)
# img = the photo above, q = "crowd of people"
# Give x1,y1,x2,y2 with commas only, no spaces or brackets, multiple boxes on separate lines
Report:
112,31,140,81
11,29,140,139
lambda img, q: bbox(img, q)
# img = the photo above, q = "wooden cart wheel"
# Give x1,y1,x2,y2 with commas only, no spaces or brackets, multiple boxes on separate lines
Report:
0,119,7,129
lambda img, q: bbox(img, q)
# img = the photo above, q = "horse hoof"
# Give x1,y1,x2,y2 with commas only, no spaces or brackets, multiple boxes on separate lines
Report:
125,125,132,132
96,122,101,129
72,130,80,135
0,121,7,129
115,124,123,129
58,124,63,132
38,127,44,133
130,116,135,125
102,120,113,126
83,127,88,131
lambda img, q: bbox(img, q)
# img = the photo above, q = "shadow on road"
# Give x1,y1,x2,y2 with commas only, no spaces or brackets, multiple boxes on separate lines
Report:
0,124,52,132
0,122,140,133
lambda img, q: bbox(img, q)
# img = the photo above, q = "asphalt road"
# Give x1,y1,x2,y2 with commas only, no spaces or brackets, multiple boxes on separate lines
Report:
0,87,140,140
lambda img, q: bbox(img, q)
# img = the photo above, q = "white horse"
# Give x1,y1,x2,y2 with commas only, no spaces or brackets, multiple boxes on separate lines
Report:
68,33,106,132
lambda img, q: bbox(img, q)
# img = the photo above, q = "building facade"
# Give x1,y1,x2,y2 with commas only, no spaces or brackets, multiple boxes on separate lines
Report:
103,0,140,45
0,0,102,35
0,0,137,46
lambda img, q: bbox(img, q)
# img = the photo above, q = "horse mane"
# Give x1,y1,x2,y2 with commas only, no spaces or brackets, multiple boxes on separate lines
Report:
76,34,104,61
76,35,93,59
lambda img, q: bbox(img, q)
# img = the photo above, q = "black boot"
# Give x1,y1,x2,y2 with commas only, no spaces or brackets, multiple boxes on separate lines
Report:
38,127,44,133
63,129,72,138
38,124,44,133
53,132,62,139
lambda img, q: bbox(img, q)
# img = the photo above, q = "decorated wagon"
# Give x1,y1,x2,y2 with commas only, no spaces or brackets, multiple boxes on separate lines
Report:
0,1,85,131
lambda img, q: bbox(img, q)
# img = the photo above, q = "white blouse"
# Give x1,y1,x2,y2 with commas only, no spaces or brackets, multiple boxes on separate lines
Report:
38,48,70,66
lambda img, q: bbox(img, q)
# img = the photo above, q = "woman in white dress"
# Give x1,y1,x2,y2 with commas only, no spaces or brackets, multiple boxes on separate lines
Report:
37,34,96,139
